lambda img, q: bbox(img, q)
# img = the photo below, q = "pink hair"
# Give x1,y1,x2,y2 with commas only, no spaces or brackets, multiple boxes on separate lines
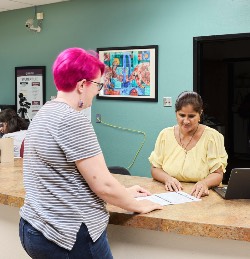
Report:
52,48,105,92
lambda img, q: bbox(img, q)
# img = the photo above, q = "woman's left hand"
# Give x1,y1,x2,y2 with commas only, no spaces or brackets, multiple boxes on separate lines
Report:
191,180,209,199
126,185,151,198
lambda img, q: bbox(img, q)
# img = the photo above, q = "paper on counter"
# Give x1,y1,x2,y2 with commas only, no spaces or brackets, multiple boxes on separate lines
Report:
136,191,201,206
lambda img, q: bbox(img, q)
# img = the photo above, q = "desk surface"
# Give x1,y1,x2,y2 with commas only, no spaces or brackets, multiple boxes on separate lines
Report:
0,159,250,242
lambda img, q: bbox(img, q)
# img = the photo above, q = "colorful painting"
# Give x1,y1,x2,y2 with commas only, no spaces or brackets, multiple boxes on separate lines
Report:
97,45,158,102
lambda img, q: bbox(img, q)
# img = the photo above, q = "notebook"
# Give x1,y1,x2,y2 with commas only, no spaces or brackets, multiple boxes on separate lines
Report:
213,168,250,199
136,191,201,206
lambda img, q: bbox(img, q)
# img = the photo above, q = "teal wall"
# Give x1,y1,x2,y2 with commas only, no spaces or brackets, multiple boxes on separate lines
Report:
1,0,250,176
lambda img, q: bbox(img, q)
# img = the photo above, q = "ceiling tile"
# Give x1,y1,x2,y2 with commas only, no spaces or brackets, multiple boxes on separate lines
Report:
0,0,69,12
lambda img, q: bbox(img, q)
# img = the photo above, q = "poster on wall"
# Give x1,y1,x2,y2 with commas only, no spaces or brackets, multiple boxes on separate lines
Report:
15,66,46,120
97,45,158,102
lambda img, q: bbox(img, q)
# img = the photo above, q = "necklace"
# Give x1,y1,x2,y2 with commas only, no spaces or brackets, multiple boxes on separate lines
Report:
179,124,199,154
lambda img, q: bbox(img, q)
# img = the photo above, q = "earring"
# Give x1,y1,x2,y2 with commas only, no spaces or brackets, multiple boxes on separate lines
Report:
78,99,83,108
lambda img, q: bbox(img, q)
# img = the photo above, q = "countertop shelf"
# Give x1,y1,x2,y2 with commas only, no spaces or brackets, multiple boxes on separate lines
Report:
1,159,250,242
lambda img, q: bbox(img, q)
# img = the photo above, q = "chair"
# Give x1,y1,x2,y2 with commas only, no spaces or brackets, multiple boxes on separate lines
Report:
108,166,131,175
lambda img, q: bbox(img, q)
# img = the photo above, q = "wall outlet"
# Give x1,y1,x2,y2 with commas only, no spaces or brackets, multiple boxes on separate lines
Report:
163,97,172,107
96,114,101,123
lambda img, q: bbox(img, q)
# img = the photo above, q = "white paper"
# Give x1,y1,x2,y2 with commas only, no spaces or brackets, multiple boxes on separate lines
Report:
136,195,172,206
136,191,201,206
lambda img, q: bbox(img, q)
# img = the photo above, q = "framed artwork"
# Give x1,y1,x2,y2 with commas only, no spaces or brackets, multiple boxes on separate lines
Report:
97,45,158,102
15,66,46,120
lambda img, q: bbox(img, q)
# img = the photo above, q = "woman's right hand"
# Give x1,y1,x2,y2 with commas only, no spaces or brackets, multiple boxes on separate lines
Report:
136,200,163,214
151,166,183,192
77,154,164,213
164,176,183,192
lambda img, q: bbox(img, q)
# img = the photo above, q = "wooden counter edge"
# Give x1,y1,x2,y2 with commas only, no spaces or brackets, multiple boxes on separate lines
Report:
108,211,250,242
1,197,249,242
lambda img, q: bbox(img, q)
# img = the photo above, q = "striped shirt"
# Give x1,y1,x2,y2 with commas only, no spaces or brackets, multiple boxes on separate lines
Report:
20,101,109,250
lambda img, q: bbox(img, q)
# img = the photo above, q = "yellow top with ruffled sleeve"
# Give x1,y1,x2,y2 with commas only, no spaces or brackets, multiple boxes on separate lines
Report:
148,126,228,182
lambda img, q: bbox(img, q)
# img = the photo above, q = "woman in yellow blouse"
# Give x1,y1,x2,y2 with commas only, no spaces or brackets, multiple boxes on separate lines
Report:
149,91,228,198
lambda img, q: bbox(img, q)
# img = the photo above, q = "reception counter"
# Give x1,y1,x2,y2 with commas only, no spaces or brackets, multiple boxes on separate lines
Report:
0,159,250,259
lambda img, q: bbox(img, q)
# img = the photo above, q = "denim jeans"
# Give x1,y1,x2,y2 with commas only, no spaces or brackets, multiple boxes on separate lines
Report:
19,218,113,259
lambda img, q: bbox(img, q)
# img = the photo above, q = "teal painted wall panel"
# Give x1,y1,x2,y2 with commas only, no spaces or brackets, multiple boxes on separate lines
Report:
1,0,250,176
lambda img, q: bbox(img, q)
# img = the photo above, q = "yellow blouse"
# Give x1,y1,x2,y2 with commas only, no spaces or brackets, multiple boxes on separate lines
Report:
148,126,228,182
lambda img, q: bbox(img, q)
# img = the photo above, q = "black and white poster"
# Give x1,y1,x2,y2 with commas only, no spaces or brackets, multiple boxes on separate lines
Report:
15,66,46,120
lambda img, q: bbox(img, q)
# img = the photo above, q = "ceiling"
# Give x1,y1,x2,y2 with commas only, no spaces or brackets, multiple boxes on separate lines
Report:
0,0,69,12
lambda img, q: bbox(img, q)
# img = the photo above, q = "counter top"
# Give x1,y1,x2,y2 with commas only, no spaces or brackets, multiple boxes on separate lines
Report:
0,159,25,207
1,159,250,242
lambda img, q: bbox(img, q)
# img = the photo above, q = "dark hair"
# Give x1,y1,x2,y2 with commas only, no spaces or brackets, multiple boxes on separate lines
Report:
175,91,203,114
0,109,28,133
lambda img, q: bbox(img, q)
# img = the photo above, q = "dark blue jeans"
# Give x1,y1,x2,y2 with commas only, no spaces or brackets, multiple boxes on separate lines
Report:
19,218,113,259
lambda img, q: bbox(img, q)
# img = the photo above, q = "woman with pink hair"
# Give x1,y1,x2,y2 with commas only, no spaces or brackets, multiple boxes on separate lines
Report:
19,47,162,259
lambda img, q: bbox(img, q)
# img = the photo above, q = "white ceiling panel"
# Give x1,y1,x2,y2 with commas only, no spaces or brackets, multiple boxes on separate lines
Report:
0,0,69,12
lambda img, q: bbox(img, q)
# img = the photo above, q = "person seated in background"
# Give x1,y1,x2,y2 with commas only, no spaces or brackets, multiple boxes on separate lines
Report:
149,91,228,199
0,109,28,157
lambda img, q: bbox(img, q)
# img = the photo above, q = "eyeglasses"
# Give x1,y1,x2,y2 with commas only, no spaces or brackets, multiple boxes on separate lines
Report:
86,80,104,91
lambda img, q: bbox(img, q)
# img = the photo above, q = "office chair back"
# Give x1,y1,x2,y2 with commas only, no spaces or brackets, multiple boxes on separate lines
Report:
108,166,131,175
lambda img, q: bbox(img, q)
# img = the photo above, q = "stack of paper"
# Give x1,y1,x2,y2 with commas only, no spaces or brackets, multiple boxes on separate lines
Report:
136,191,201,206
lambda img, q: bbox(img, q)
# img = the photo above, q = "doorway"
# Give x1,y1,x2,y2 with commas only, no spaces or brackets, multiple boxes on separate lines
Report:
194,33,250,183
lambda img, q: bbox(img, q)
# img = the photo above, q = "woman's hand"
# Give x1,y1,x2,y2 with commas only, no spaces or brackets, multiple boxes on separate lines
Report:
77,154,163,213
191,180,209,198
190,170,223,198
125,185,164,213
136,199,163,214
126,186,163,213
151,166,182,192
126,185,151,198
164,176,183,192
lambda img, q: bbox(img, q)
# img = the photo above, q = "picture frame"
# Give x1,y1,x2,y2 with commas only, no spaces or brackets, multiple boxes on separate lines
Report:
97,45,158,102
15,66,46,120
